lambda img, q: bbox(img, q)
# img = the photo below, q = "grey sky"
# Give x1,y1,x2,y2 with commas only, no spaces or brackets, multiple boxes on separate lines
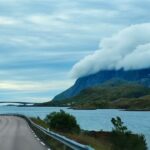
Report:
0,0,149,102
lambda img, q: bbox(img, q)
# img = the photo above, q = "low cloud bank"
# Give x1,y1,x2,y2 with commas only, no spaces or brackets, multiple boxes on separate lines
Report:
70,23,150,78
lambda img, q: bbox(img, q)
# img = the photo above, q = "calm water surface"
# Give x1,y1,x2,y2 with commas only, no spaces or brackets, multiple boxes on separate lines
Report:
0,106,150,149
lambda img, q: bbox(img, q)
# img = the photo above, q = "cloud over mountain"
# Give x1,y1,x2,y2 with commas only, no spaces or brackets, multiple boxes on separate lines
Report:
70,23,150,78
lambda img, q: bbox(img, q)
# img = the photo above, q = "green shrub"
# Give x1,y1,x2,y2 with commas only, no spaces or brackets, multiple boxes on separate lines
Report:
111,116,128,133
44,110,80,133
111,116,147,150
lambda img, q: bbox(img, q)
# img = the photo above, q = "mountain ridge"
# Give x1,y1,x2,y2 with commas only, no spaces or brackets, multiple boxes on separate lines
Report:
53,68,150,101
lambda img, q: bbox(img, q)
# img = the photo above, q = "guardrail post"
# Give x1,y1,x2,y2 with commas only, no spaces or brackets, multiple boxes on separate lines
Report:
63,144,67,150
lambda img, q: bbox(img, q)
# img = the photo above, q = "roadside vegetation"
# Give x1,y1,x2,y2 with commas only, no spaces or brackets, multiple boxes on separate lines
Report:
31,110,147,150
111,116,147,150
44,110,80,133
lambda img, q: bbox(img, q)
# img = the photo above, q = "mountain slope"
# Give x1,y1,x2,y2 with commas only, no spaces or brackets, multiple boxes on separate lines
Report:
63,84,150,102
53,68,150,101
54,83,150,110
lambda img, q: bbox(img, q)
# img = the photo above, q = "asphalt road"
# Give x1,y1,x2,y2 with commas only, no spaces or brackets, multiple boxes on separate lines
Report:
0,116,49,150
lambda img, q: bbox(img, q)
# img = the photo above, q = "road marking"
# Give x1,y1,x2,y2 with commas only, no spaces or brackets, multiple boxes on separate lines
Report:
40,142,45,146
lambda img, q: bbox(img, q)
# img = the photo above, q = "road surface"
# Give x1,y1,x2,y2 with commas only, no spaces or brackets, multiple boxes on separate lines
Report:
0,116,49,150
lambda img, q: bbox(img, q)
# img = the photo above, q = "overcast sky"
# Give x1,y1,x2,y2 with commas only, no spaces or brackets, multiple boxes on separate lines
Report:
0,0,150,102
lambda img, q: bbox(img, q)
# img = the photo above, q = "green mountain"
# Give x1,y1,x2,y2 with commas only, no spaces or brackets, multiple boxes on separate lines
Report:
50,81,150,110
53,68,150,101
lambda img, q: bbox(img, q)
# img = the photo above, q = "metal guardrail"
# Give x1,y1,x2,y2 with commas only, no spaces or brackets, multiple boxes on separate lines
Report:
0,114,95,150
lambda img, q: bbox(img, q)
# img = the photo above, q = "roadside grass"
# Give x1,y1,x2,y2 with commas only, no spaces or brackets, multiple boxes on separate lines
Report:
30,118,72,150
31,117,48,128
31,117,111,150
63,132,111,150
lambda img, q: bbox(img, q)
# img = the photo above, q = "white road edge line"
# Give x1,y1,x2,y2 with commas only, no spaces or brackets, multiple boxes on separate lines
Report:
27,121,50,149
40,142,45,146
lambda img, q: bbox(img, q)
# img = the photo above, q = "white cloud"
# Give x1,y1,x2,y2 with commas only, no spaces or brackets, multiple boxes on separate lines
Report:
0,80,74,91
70,23,150,78
0,16,18,25
117,43,150,70
26,14,69,32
